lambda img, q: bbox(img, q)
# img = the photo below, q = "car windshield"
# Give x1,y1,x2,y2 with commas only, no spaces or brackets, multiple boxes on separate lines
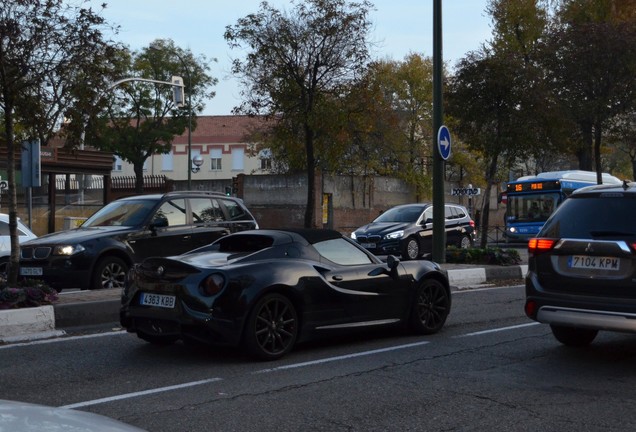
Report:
540,196,636,239
374,205,426,223
82,200,156,227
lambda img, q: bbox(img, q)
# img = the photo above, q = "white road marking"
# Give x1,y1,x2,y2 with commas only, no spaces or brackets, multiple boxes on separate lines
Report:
0,330,127,350
455,322,540,337
59,378,223,409
255,341,431,373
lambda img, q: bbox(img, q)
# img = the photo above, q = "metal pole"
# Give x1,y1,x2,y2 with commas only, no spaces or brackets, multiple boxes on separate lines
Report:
432,0,446,263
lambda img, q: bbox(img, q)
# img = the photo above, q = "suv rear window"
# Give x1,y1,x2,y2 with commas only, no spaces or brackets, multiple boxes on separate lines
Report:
540,195,636,239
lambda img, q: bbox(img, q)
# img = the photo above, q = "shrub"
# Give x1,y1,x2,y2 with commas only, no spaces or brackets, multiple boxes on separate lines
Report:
446,246,521,266
0,277,58,310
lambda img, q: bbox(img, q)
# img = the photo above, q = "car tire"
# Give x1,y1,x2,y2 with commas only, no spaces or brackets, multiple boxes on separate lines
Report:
243,293,298,361
550,325,598,346
408,279,450,335
92,256,128,290
402,237,420,260
459,234,472,249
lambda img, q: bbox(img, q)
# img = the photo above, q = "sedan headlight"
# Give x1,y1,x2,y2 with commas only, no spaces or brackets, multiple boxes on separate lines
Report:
384,230,404,240
53,244,85,256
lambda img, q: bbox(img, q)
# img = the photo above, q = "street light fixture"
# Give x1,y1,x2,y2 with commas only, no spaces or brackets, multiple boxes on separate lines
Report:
191,154,204,173
149,45,193,189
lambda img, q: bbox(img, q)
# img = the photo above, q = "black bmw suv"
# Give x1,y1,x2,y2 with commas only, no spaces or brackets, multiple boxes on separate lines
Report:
351,203,476,260
525,181,636,346
19,191,259,291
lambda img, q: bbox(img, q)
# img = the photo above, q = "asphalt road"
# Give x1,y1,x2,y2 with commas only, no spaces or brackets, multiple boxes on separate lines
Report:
4,283,635,432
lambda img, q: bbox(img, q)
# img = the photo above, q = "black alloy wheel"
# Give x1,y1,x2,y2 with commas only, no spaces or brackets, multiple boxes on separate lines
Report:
92,256,128,290
550,325,598,347
244,293,298,361
409,279,450,334
402,237,420,260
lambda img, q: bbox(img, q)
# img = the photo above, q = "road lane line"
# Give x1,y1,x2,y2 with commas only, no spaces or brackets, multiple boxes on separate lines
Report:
59,378,223,409
0,330,127,350
455,322,540,338
254,341,430,373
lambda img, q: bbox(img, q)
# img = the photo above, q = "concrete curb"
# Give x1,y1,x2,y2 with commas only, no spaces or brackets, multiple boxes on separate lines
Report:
0,265,528,342
0,305,66,343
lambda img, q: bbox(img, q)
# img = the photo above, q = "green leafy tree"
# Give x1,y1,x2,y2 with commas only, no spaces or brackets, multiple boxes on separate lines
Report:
540,0,636,181
0,0,121,284
225,0,373,228
92,39,217,193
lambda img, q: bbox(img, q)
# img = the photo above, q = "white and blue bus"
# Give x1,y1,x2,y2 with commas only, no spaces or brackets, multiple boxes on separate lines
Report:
503,170,622,242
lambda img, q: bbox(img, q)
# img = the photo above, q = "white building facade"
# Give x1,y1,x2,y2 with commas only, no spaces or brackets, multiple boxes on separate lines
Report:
111,115,271,181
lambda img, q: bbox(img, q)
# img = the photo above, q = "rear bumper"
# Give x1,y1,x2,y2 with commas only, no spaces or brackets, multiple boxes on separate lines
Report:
536,305,636,333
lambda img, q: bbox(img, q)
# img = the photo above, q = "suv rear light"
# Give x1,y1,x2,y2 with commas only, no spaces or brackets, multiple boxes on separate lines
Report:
469,220,475,228
524,300,538,319
528,238,556,253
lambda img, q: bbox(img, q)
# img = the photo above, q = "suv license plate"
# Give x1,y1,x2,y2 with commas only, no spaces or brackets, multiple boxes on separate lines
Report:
140,293,176,309
20,267,43,276
360,242,376,248
568,255,620,271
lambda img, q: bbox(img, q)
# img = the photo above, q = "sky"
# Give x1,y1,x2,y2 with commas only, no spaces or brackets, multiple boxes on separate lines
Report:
87,1,493,115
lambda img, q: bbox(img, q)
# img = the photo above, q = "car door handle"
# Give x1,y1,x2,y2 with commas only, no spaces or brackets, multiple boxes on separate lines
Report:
332,275,343,281
182,235,191,241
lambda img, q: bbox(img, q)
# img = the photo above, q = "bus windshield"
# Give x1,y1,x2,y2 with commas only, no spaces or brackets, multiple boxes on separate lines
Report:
506,193,559,223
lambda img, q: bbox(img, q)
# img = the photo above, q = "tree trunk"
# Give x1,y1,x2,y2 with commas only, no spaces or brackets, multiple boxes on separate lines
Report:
479,154,499,248
304,124,316,228
134,162,144,194
577,121,594,171
3,105,20,285
594,123,603,184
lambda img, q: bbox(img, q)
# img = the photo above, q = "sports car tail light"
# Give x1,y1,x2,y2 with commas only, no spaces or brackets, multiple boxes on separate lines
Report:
524,300,538,319
199,273,225,297
528,238,556,254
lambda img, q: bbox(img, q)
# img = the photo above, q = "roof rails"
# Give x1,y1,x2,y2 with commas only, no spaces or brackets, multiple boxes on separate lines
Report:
163,190,228,197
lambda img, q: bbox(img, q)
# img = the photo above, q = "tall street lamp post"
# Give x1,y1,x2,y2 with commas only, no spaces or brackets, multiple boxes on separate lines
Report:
173,53,193,190
148,46,193,189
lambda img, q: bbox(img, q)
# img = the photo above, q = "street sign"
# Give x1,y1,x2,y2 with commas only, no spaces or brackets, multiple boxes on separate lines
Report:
437,125,451,160
451,187,481,196
0,181,7,191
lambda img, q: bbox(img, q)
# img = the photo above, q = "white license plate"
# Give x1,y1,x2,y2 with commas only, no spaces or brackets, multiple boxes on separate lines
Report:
140,293,176,309
568,255,620,271
20,267,43,276
360,242,376,248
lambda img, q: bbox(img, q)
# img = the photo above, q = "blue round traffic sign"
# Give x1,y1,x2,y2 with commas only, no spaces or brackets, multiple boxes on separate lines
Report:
437,125,451,160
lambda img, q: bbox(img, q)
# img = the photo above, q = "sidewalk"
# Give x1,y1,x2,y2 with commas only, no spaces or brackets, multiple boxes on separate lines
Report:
0,262,528,343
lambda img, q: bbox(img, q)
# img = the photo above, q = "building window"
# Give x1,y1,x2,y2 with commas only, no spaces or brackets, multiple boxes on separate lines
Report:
162,151,173,171
231,147,244,171
113,155,123,172
210,148,222,171
259,149,272,171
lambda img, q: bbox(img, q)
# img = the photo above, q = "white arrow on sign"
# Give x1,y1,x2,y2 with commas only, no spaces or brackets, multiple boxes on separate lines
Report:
440,136,450,152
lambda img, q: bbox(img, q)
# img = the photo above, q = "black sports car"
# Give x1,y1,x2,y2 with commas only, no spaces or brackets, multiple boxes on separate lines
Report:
120,229,451,360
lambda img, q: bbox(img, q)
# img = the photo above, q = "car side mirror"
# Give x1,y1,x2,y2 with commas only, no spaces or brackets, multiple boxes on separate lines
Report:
368,255,400,277
149,217,168,230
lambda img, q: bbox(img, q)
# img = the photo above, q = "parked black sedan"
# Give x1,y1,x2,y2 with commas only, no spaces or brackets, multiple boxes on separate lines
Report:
121,229,451,360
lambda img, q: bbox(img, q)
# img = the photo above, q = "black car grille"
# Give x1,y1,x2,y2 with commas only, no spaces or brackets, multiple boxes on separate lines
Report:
356,235,382,243
21,246,52,260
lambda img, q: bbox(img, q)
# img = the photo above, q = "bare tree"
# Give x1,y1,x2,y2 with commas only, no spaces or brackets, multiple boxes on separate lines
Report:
0,0,121,283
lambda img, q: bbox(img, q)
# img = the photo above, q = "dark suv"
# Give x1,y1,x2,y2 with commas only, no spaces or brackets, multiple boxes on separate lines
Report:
525,181,636,346
351,203,476,260
19,191,259,291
